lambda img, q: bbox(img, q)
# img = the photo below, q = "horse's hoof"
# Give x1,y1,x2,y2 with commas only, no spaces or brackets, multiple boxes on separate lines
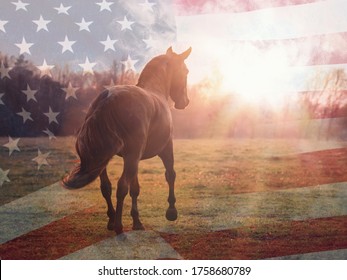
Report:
133,222,145,231
166,208,178,221
115,226,124,235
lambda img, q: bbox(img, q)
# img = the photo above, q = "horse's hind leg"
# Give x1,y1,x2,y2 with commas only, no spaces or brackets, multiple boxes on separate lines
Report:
159,140,178,221
114,156,140,234
100,169,115,230
130,176,145,230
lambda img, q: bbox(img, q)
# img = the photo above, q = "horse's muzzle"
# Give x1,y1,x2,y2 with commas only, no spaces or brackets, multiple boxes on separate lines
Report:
175,99,189,109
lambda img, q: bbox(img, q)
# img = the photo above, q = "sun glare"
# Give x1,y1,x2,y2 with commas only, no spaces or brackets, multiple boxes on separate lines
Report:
184,40,293,106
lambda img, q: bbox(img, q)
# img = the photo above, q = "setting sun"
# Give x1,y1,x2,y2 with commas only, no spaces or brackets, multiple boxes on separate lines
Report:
183,40,293,105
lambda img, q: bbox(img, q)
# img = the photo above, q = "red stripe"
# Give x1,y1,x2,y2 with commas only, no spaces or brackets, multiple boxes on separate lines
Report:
160,216,347,259
174,0,323,15
1,209,345,260
0,207,120,260
1,148,346,259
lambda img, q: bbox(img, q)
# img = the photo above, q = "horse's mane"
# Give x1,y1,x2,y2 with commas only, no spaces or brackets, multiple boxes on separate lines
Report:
136,55,169,92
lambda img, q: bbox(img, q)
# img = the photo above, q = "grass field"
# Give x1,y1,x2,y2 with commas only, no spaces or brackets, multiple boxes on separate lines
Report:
1,137,347,259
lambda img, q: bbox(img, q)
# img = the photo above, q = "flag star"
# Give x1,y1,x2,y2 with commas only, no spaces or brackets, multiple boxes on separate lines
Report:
0,93,4,105
44,106,60,125
121,55,138,72
32,149,50,170
43,128,56,140
3,136,20,156
79,57,97,75
0,168,10,187
62,82,78,100
75,18,93,32
33,15,51,32
0,62,12,79
12,0,29,11
15,37,34,55
139,0,156,12
37,59,54,77
96,0,114,12
100,35,117,52
0,20,8,33
58,36,76,53
22,84,38,102
54,3,71,15
143,36,157,49
17,107,33,124
117,16,134,31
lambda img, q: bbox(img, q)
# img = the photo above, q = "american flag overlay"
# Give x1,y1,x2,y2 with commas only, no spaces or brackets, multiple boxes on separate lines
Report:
1,0,347,260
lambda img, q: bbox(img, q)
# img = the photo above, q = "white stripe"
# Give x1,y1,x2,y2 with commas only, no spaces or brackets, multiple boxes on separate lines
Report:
176,0,347,41
60,230,182,260
176,0,347,88
184,50,347,91
156,182,347,233
268,249,347,260
229,63,347,95
0,182,94,244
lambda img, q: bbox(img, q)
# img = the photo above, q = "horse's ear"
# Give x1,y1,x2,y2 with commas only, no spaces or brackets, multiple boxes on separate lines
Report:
166,46,173,56
179,47,192,60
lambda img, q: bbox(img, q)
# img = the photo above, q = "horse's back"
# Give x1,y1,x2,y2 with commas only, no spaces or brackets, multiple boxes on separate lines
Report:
89,85,172,159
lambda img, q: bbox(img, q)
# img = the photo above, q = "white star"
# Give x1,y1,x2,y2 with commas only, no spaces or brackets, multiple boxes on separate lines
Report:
12,0,29,11
43,128,56,140
75,18,93,32
121,55,138,72
0,62,11,79
3,136,20,156
44,106,60,125
143,36,158,49
17,107,33,124
22,84,37,102
79,57,97,75
0,20,8,33
139,0,156,12
96,0,114,11
100,35,117,52
32,149,50,170
54,3,71,15
62,82,78,100
37,59,54,77
33,15,51,32
15,37,34,55
117,16,134,31
0,93,4,105
0,168,10,187
58,36,76,53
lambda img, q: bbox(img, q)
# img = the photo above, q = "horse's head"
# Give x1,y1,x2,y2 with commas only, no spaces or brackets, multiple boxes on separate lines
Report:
166,46,192,109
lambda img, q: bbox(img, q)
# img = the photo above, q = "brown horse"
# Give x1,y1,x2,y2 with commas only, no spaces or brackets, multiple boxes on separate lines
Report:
62,47,192,234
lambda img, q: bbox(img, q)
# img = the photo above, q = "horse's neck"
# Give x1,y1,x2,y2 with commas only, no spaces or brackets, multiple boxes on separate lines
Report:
137,75,169,98
136,60,170,100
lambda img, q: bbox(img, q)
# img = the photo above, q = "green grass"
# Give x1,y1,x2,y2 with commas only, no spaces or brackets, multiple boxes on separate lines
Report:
1,137,347,234
1,137,347,259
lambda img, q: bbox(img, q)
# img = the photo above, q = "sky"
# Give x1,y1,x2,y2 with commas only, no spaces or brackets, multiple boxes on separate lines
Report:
1,0,347,104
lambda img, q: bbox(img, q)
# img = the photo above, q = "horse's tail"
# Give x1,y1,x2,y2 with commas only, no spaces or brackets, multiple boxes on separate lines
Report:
62,90,123,189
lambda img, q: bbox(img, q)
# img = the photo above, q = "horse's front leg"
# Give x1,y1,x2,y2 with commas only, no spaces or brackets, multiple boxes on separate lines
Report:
159,139,177,221
100,169,115,230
